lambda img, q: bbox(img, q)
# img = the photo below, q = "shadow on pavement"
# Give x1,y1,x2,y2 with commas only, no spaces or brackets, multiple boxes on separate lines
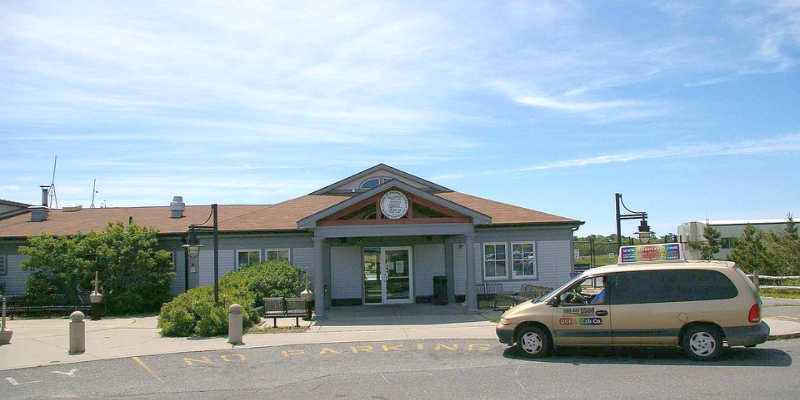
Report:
502,346,792,367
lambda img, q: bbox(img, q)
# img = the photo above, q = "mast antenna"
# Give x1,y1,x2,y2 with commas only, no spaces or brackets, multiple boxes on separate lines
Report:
48,156,60,209
90,179,98,208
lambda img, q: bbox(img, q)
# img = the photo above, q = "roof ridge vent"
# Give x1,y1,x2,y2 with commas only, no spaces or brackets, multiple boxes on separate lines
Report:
170,196,185,218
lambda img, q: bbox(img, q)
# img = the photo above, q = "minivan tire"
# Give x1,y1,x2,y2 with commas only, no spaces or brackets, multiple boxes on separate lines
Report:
683,325,722,361
517,326,550,358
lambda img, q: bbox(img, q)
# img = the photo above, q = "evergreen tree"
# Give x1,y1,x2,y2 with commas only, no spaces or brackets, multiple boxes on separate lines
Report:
689,221,721,260
728,224,770,273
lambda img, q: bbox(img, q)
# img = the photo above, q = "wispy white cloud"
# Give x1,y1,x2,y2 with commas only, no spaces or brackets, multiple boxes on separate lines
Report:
433,133,800,180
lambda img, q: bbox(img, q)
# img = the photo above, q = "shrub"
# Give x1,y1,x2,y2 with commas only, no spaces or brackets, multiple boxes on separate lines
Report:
157,260,302,337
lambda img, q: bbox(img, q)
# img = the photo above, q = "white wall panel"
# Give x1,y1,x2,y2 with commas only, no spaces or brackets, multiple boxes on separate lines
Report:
413,244,445,297
330,246,362,299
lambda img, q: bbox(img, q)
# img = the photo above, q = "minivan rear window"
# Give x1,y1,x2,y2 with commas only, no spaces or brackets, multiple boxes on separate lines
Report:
609,269,738,305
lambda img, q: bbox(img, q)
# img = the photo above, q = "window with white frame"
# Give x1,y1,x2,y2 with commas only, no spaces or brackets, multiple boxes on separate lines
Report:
237,249,261,270
266,248,290,262
0,255,6,276
511,242,536,279
483,243,507,280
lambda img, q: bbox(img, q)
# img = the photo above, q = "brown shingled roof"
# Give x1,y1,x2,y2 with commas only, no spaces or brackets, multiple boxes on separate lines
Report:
0,192,579,239
436,192,580,226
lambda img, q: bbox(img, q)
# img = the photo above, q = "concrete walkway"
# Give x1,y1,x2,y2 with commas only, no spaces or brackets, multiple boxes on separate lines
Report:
1,302,799,371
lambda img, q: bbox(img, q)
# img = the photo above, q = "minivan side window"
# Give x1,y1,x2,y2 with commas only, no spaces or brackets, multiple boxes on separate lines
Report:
608,269,738,305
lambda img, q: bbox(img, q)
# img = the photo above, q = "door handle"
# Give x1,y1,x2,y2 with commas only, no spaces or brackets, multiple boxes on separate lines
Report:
595,310,608,316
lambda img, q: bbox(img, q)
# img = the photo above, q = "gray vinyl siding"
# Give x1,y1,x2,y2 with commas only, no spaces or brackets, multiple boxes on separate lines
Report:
198,249,235,287
535,240,573,287
469,226,575,292
1,255,31,295
170,251,186,296
453,244,466,296
413,243,445,297
292,247,314,288
330,246,362,300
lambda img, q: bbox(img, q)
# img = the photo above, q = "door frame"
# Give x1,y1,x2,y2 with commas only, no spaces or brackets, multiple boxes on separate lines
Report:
363,246,414,305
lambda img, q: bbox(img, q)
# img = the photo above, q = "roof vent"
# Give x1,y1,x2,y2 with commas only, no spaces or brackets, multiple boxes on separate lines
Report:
170,196,185,219
63,205,83,212
29,205,49,222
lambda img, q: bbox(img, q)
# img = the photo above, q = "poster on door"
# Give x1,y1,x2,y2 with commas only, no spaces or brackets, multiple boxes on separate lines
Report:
396,261,404,274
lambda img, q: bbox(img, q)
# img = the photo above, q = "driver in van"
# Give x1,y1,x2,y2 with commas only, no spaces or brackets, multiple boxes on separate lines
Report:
590,276,607,304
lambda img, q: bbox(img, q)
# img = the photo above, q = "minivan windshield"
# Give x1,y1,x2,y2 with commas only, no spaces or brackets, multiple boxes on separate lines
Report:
535,274,584,303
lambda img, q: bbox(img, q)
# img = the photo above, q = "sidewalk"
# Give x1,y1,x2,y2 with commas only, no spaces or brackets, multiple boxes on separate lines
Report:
1,303,798,371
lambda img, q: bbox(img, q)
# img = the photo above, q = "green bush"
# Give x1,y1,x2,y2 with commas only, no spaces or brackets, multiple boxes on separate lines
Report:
232,260,304,303
157,260,303,337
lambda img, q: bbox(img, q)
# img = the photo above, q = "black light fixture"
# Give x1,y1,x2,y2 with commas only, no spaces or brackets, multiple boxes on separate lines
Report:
615,193,652,249
636,219,652,244
182,204,219,303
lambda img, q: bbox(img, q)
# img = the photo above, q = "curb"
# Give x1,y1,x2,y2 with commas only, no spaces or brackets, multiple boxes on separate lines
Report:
768,332,800,341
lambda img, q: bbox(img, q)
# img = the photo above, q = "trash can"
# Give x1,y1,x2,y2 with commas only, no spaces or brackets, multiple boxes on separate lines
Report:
433,276,448,305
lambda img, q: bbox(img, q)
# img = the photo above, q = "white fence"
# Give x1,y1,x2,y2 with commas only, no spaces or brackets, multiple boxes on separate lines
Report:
746,272,800,290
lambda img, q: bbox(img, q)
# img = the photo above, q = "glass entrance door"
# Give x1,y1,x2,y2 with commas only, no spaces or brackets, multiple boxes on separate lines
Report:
363,246,414,305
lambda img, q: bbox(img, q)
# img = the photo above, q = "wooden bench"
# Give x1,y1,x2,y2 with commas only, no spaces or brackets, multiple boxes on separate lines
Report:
3,294,91,319
263,297,308,328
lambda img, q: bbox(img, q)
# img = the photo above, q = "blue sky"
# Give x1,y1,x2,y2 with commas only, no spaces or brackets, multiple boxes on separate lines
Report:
1,0,798,236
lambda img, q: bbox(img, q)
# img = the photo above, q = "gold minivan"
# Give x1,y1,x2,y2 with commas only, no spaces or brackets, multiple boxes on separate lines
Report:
496,258,770,361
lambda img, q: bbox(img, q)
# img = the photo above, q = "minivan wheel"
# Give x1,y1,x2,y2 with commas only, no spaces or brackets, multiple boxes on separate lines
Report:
517,326,550,358
683,325,722,361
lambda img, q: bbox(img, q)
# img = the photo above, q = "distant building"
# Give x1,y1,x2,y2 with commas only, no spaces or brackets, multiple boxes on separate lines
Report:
677,219,789,260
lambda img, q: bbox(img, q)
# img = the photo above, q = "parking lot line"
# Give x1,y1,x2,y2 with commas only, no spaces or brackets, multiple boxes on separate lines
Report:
132,357,163,383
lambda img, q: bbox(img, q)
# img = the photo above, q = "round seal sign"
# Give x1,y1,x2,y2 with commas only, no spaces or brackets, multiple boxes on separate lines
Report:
380,190,409,219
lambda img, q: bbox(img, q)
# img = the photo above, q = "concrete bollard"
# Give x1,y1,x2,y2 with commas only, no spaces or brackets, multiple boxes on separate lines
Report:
228,304,243,345
69,311,85,354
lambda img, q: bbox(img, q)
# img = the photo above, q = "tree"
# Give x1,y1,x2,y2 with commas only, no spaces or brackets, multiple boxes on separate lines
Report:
689,221,721,260
20,222,175,314
765,214,800,276
728,224,770,273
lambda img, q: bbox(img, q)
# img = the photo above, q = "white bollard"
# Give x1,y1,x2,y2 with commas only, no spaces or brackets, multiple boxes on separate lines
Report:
69,311,85,354
228,304,243,345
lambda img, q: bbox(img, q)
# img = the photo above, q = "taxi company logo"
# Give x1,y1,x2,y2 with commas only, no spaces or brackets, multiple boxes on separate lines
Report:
559,317,603,326
563,307,594,315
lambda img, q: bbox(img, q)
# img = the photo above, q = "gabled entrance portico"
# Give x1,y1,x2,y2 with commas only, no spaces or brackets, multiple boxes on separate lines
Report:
300,178,490,319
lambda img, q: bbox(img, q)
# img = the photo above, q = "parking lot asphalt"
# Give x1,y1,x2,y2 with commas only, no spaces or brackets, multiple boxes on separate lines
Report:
1,300,800,371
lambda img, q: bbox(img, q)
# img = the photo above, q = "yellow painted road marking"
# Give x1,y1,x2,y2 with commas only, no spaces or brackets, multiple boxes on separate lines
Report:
132,357,163,383
435,344,458,351
183,356,212,366
382,344,403,352
319,348,342,355
282,350,305,357
351,345,374,353
468,344,491,351
221,354,246,362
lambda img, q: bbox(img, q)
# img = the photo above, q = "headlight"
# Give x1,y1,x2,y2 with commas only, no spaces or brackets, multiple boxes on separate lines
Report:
499,317,512,325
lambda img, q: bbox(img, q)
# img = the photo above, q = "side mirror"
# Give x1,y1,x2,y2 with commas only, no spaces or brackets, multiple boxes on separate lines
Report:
548,297,560,307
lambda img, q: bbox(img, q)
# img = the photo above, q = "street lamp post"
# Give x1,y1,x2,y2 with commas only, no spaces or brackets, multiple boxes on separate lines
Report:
615,193,653,249
182,204,219,303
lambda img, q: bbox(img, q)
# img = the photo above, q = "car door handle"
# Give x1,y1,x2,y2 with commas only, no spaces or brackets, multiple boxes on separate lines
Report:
595,310,608,316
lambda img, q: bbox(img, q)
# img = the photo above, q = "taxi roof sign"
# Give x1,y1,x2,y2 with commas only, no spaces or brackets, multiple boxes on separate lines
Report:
619,243,685,264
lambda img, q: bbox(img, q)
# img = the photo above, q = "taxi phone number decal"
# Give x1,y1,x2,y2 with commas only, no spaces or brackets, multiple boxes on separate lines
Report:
559,317,603,326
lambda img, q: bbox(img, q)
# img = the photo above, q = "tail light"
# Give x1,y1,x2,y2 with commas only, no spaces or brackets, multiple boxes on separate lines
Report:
748,304,761,323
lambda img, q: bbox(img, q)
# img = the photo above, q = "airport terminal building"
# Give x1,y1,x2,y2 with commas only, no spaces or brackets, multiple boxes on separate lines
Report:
0,164,583,316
